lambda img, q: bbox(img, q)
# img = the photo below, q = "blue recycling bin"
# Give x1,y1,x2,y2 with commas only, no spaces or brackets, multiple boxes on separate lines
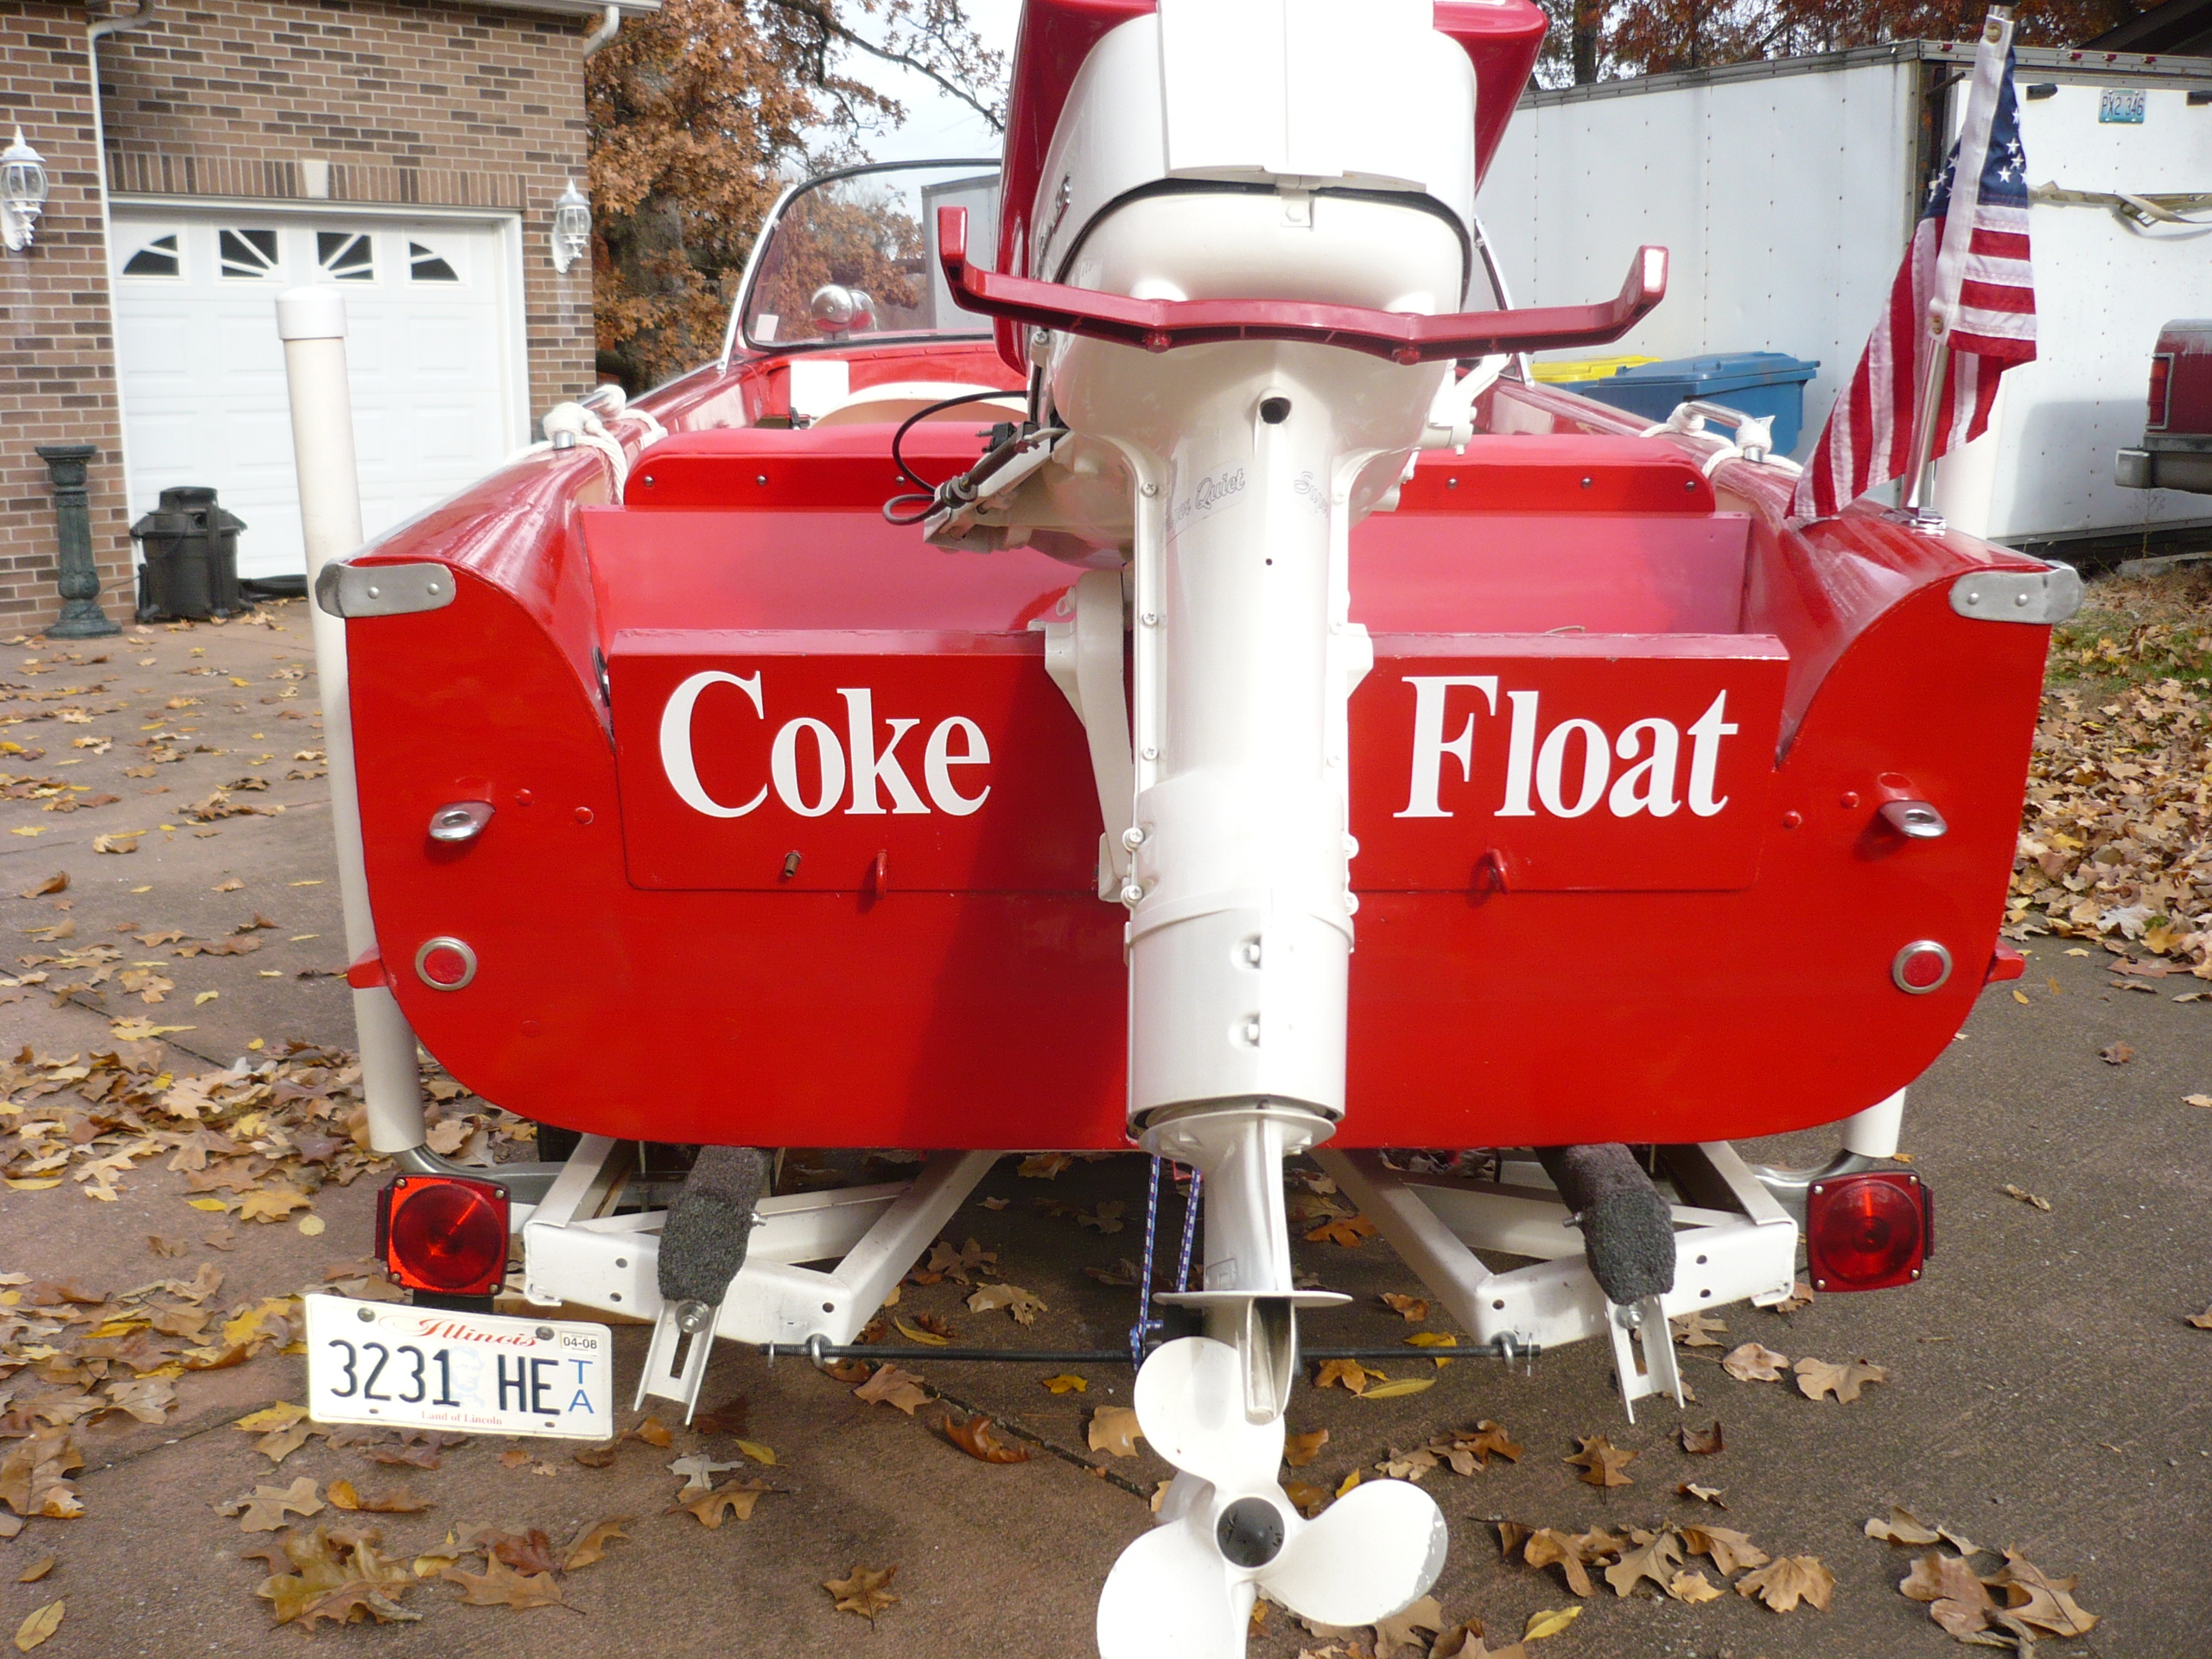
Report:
1572,352,1821,454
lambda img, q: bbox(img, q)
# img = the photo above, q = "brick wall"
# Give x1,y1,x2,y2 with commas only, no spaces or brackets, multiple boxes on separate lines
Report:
0,2,130,631
0,0,597,630
99,0,596,427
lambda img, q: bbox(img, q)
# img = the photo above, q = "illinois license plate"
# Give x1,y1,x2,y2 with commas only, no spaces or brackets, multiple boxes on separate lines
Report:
304,1295,614,1440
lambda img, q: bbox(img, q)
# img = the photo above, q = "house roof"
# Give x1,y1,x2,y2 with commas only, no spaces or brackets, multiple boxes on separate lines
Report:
2084,0,2212,55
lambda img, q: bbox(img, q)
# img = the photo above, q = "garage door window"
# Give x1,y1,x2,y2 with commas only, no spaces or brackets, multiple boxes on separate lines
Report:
120,231,182,278
317,231,374,282
219,228,281,279
408,240,460,283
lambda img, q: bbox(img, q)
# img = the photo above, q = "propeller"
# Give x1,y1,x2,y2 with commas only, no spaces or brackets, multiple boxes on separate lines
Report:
1096,1338,1448,1659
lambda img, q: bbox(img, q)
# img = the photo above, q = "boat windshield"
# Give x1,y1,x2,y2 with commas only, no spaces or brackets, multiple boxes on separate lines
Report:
737,160,1003,354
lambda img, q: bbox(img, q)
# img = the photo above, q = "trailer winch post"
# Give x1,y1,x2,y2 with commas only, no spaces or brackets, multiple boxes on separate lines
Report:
276,286,429,1156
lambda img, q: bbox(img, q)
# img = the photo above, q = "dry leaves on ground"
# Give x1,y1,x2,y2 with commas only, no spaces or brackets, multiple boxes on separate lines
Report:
943,1412,1033,1465
825,1564,899,1620
441,1555,568,1610
1380,1293,1430,1321
671,1478,780,1529
1720,1342,1789,1382
220,1477,323,1533
252,1526,420,1626
1315,1359,1386,1395
1670,1312,1727,1347
1089,1406,1145,1459
12,1601,62,1651
853,1364,930,1414
1285,1428,1329,1467
1305,1215,1377,1248
1564,1434,1636,1488
2001,1183,2053,1212
1897,1539,2098,1643
1738,1555,1835,1612
1793,1357,1891,1404
967,1282,1046,1326
1679,1421,1724,1454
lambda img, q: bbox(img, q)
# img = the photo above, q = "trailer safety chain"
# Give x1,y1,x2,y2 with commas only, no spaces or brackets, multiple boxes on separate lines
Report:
1128,1156,1205,1365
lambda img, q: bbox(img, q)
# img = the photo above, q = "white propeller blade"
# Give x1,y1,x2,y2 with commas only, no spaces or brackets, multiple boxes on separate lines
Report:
1133,1336,1283,1492
1096,1513,1250,1659
1096,1337,1450,1659
1264,1475,1451,1627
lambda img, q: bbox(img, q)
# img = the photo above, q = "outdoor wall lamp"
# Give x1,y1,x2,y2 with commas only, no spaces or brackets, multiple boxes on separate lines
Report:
551,179,590,273
2,129,50,253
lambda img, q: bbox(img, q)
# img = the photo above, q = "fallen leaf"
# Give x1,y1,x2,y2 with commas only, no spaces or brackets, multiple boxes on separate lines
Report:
12,1602,61,1653
1865,1506,1942,1546
2099,1041,2134,1065
944,1412,1033,1464
1372,1594,1443,1658
671,1478,779,1528
893,1316,950,1347
1669,1312,1727,1347
1681,1524,1770,1575
1736,1554,1834,1613
16,1559,53,1585
1901,1548,1995,1625
1283,1479,1330,1518
1605,1529,1683,1598
1721,1341,1789,1382
1678,1421,1724,1454
1305,1215,1376,1247
213,878,243,891
1089,1406,1145,1459
440,1555,568,1609
1564,1434,1635,1488
1667,1569,1722,1604
1285,1429,1330,1468
1522,1529,1615,1598
1676,1482,1727,1507
17,873,67,898
1380,1293,1430,1322
1041,1374,1088,1394
478,1527,562,1575
1017,1152,1072,1179
966,1282,1047,1326
1793,1356,1891,1404
1986,1550,2097,1636
238,1185,310,1224
979,1196,1009,1210
667,1455,741,1493
854,1364,929,1415
563,1516,632,1571
573,1443,618,1468
327,1479,428,1514
1522,1605,1580,1641
1314,1359,1385,1395
229,1476,322,1531
2000,1183,2052,1212
626,1415,674,1447
825,1563,899,1619
1361,1376,1438,1400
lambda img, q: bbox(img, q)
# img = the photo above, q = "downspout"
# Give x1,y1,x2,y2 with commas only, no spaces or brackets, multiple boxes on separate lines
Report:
86,0,158,588
582,3,620,56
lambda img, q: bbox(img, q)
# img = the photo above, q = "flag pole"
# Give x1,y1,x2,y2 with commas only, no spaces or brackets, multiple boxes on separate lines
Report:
1902,5,2014,522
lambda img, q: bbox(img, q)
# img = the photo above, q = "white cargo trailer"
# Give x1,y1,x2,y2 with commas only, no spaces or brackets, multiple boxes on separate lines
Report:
1477,40,2212,552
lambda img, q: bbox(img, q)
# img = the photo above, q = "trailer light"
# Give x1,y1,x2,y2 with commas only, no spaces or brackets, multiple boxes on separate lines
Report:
1891,939,1952,994
415,937,477,990
1806,1170,1929,1292
376,1174,510,1295
2149,353,2174,429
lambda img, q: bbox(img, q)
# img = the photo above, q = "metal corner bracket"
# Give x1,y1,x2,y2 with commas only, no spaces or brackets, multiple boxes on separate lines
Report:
315,558,458,619
1949,560,2082,626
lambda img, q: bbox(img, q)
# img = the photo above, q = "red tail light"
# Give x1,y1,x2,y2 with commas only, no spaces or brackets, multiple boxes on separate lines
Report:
2150,353,2174,429
1805,1170,1929,1293
376,1175,511,1295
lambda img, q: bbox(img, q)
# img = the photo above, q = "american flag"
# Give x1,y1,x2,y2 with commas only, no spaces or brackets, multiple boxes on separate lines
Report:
1793,37,2036,519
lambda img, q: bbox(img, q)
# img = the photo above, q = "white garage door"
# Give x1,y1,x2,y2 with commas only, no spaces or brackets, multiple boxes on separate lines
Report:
111,208,526,581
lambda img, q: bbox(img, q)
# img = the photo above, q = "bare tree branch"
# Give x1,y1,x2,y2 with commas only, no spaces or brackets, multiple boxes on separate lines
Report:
763,0,1005,131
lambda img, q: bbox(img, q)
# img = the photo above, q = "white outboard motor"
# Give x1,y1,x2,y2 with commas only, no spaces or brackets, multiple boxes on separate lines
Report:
1012,3,1479,1652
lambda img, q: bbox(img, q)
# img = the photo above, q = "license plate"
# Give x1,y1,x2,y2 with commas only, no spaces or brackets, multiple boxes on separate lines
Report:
304,1295,614,1440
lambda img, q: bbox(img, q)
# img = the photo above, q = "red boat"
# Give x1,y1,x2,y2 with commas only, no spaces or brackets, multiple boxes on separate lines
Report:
283,0,2075,1647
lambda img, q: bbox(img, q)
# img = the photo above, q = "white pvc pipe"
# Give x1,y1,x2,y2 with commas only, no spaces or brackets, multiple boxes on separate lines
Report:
1839,1089,1907,1160
276,286,428,1154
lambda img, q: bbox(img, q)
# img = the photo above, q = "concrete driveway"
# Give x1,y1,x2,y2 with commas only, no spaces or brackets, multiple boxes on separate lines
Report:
1,603,2202,1658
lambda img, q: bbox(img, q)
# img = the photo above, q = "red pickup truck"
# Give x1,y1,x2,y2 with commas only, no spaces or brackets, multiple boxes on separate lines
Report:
2117,320,2212,493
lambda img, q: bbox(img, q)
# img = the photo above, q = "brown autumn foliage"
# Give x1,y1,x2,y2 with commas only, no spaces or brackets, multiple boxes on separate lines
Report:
586,0,1004,391
1535,0,2150,86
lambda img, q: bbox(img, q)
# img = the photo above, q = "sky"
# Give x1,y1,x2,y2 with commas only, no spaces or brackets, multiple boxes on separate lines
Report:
836,0,1022,166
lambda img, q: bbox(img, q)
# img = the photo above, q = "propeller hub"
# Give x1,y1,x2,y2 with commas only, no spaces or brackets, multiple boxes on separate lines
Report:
1215,1497,1285,1568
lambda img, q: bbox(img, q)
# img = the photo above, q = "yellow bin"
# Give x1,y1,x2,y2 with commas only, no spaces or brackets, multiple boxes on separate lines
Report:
1531,355,1658,385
